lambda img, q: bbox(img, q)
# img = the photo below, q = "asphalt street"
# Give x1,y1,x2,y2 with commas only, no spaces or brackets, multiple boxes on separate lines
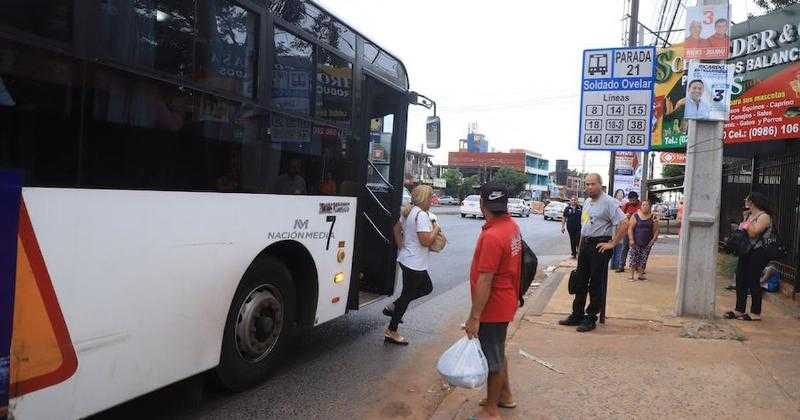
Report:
90,213,625,419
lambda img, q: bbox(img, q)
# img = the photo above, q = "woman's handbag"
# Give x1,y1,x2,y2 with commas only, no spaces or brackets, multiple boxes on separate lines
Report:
725,229,752,257
430,227,447,253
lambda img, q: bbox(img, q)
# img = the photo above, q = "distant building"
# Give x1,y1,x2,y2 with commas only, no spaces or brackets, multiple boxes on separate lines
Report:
404,150,441,187
447,149,549,199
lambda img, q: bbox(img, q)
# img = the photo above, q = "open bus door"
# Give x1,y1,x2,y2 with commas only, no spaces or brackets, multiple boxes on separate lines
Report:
348,76,407,309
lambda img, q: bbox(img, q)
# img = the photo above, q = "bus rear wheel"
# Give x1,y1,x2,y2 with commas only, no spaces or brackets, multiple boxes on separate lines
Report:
217,257,296,391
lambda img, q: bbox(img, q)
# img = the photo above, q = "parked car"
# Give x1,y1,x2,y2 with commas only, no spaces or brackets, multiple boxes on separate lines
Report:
460,195,483,218
437,195,458,205
509,198,531,217
543,201,568,221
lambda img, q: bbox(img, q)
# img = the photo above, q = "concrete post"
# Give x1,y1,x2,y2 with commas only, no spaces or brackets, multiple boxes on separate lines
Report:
674,119,723,318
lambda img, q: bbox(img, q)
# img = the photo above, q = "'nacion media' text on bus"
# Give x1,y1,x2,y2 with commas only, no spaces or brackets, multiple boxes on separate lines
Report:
0,1,438,418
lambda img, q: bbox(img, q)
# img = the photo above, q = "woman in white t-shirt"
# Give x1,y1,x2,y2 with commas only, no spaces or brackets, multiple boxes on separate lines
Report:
384,185,441,345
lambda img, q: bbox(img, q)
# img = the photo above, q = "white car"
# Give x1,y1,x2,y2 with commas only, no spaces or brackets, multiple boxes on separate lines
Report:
460,195,483,218
508,198,531,217
437,195,458,205
543,201,568,221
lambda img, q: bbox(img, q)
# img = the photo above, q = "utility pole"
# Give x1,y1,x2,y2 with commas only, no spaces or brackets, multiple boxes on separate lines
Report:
675,120,724,317
610,0,640,193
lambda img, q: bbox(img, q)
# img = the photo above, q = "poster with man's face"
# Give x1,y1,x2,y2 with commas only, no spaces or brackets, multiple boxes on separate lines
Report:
684,61,734,121
684,0,730,60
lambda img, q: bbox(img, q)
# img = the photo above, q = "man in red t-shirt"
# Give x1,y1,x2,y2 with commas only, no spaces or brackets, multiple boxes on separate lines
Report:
465,183,522,419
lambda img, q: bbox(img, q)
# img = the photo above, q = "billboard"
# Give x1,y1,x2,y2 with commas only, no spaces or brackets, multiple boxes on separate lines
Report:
612,151,641,201
660,152,687,165
652,44,687,150
684,0,730,60
725,4,800,144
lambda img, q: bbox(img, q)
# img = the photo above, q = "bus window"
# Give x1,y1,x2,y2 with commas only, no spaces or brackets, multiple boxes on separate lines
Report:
268,0,355,59
0,0,72,42
85,66,268,192
0,39,81,187
315,50,352,127
273,27,313,115
196,0,259,98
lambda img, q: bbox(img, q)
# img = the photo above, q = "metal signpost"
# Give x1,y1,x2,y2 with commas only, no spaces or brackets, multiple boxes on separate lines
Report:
578,45,655,324
579,46,656,152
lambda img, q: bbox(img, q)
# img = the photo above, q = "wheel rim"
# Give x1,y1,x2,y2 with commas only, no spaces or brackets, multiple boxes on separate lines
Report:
234,284,283,363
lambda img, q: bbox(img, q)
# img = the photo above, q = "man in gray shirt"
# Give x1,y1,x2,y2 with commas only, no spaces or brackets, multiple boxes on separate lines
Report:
559,173,627,332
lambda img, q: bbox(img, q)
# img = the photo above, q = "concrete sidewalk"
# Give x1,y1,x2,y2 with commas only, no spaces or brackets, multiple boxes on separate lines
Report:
431,255,800,419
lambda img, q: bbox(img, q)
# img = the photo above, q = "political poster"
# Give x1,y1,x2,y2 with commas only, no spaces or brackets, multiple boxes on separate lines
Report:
652,44,687,150
725,5,800,144
684,62,734,121
684,0,730,60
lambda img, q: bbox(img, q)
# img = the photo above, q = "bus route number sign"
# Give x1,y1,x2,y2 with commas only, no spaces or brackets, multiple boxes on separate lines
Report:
578,46,656,152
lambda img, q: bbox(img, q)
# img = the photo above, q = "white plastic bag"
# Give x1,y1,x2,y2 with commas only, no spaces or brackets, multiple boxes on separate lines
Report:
436,337,488,389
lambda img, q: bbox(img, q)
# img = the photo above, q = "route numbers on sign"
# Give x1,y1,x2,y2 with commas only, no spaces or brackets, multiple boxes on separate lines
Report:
578,46,656,151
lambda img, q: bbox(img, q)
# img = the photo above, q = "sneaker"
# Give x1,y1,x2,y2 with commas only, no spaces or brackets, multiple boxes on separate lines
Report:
576,318,597,332
558,314,585,326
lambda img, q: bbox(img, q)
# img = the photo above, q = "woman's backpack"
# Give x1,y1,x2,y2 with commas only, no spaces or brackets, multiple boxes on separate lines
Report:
725,229,752,257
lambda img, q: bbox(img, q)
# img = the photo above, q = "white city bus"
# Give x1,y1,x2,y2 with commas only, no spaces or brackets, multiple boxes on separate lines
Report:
0,1,436,418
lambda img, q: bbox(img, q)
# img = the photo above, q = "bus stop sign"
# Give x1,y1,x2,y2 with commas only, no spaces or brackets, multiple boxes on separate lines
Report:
578,46,656,152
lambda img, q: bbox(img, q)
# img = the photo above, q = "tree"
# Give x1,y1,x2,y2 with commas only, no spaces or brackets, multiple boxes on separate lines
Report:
494,167,529,196
755,0,800,10
662,164,685,188
462,175,479,198
442,169,463,198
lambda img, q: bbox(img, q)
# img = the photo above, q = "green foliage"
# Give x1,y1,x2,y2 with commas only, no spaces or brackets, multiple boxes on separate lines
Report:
662,164,685,188
493,167,529,196
755,0,800,10
442,169,479,199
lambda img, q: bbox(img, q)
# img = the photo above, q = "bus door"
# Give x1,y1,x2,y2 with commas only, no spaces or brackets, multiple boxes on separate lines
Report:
349,76,407,309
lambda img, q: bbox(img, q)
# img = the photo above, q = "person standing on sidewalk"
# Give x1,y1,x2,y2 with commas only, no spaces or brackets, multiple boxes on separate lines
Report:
385,185,440,345
464,183,522,419
612,191,641,273
561,196,582,258
627,201,659,281
559,174,627,332
725,192,773,322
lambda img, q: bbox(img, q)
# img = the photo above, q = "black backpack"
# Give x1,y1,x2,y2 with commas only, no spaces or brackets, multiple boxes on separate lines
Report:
518,240,538,307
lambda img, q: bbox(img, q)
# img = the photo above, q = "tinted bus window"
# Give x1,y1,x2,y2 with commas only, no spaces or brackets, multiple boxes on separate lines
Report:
268,0,355,58
316,51,352,126
85,67,270,192
0,0,73,42
362,40,407,89
97,0,258,98
0,40,81,187
196,0,258,98
273,28,313,115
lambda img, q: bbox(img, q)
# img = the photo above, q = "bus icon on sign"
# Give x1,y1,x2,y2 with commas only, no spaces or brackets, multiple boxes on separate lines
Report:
588,54,608,75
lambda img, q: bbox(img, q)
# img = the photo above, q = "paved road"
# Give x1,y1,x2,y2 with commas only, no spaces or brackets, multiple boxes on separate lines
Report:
89,214,587,419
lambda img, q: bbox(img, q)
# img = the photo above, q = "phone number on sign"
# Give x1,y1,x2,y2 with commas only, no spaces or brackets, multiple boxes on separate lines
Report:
726,123,800,140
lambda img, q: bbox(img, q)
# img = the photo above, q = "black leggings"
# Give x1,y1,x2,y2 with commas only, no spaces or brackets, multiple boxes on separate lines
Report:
735,247,770,315
389,264,433,331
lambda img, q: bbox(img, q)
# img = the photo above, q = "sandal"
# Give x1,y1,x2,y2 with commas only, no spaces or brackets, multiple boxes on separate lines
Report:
736,313,753,321
384,332,409,345
479,398,517,409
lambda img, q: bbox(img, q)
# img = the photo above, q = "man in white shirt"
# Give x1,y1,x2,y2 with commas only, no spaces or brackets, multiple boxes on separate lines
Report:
683,79,711,120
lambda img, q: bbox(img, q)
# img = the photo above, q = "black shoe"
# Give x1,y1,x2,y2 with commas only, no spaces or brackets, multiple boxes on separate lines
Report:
558,314,585,326
576,318,597,332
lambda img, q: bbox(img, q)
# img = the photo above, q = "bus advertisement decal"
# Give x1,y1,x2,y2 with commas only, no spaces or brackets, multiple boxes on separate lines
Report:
8,200,78,399
0,172,21,417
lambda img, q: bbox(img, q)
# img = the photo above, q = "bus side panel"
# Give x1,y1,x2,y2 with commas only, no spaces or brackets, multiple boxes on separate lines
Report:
10,189,355,419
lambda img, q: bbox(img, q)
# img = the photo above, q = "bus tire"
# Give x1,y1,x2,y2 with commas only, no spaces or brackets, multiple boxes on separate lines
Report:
217,256,296,391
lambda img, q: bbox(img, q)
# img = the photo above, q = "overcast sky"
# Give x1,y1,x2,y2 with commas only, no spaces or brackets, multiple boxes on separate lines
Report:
318,0,762,175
